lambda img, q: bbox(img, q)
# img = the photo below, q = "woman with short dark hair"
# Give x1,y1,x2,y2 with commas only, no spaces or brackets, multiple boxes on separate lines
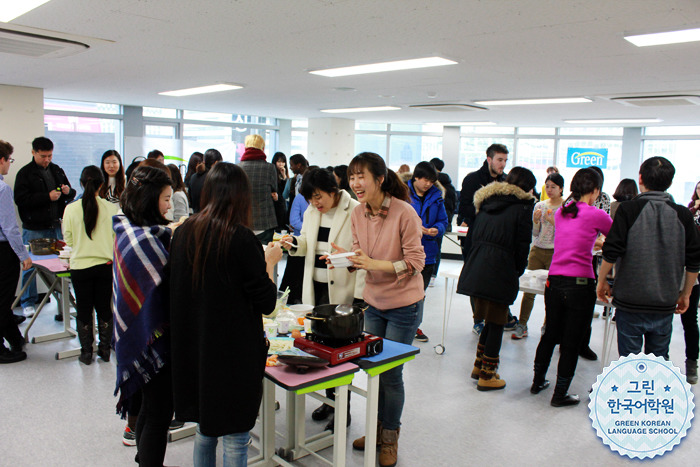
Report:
169,162,283,466
113,165,174,466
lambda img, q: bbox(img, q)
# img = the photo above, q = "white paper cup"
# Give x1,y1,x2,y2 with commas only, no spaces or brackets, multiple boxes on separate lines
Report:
264,323,278,338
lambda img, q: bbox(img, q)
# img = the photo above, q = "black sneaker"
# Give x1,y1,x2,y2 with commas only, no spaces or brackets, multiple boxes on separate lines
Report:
0,348,27,364
312,403,334,421
414,329,429,342
169,420,185,430
504,317,518,332
579,346,598,361
14,314,26,325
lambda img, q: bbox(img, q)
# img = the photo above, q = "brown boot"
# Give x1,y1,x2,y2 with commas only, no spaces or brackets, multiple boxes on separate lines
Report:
477,355,506,391
352,420,381,450
378,428,400,467
471,343,485,379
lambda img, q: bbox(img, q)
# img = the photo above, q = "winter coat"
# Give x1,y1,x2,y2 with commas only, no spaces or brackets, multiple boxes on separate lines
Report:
407,180,449,264
457,182,535,305
14,159,76,230
437,172,457,227
289,190,366,304
168,223,276,437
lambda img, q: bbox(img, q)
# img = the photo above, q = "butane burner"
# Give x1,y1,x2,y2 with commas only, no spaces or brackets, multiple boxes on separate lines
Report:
294,333,383,365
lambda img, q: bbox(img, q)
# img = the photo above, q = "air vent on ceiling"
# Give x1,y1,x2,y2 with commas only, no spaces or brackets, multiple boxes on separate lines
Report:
0,28,89,58
409,103,487,112
611,95,700,107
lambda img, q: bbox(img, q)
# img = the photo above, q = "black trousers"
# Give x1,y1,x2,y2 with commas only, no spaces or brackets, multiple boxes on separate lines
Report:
136,364,174,466
280,255,305,304
70,263,113,325
420,264,435,291
534,276,597,378
681,284,700,361
0,242,23,350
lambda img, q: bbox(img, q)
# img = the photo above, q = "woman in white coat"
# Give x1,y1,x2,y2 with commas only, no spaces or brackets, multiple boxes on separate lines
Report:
280,167,366,431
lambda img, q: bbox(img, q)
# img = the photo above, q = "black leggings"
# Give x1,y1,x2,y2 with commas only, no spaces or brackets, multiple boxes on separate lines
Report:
534,276,596,378
136,364,174,467
478,322,504,357
681,284,700,361
70,263,113,324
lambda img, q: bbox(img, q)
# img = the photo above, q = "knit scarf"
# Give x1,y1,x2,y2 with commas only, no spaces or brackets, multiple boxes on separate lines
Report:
112,214,171,418
240,147,267,161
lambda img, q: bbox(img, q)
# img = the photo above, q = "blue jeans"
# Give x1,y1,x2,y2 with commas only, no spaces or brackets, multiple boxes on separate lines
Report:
194,427,250,467
364,300,423,430
616,309,673,359
20,227,63,308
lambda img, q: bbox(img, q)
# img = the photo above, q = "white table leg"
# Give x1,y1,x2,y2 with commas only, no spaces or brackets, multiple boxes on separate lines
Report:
332,385,348,467
364,374,380,467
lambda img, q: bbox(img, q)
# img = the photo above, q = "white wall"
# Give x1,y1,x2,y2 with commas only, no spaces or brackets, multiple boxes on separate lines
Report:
0,85,45,188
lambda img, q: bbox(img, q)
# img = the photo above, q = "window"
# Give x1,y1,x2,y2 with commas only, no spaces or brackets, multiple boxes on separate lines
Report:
182,125,277,163
143,107,177,119
355,122,387,131
515,139,555,189
388,135,441,171
559,127,623,136
291,130,308,155
355,134,387,157
45,99,120,114
557,140,622,197
644,126,700,136
458,137,514,183
44,115,122,194
144,124,182,164
642,140,700,204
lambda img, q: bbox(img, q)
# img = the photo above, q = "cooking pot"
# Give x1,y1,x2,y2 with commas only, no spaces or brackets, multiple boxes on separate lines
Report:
305,304,365,341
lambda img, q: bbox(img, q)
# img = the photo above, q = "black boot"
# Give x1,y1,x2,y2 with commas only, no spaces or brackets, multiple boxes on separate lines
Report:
76,320,93,365
324,392,352,432
531,362,550,394
551,375,580,407
312,404,334,421
97,318,113,362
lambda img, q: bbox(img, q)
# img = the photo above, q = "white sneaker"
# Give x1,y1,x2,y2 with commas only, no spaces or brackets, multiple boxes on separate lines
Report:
428,277,436,288
23,306,35,318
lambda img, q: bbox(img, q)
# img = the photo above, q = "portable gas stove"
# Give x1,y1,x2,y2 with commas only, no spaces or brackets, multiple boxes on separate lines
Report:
294,333,383,365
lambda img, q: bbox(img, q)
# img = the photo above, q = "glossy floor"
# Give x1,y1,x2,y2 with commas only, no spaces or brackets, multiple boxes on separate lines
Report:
2,259,697,466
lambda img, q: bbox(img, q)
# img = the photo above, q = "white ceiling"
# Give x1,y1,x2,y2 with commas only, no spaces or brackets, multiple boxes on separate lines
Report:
2,0,700,127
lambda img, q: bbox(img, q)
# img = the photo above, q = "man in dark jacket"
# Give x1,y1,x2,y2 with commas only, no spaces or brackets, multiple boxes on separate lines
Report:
14,137,75,316
457,144,512,334
597,157,700,361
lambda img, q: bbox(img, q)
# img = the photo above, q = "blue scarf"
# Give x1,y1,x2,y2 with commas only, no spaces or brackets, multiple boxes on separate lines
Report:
112,215,171,418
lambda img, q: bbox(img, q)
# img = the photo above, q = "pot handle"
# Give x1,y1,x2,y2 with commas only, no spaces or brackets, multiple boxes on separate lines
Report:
305,316,325,321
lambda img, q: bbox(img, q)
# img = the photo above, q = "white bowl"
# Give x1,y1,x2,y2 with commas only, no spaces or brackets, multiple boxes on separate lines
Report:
328,252,356,268
288,304,314,318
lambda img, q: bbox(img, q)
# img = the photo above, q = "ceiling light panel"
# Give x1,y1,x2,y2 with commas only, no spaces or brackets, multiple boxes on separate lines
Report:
321,106,401,113
310,57,457,77
624,28,700,47
0,0,51,22
475,97,591,106
159,84,242,97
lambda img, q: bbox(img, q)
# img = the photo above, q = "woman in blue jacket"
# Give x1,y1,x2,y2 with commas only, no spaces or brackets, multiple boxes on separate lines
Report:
408,161,448,342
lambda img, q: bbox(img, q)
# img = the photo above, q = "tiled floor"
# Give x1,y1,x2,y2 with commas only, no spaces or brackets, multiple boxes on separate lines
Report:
2,259,697,466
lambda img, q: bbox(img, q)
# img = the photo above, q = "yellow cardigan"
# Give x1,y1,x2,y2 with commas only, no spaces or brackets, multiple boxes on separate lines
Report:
62,197,119,270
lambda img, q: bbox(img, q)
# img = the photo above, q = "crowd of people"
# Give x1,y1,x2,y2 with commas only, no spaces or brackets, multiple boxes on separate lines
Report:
1,134,699,467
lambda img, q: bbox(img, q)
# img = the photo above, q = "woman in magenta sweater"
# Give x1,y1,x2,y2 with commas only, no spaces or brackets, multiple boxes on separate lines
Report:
336,152,424,467
532,168,612,407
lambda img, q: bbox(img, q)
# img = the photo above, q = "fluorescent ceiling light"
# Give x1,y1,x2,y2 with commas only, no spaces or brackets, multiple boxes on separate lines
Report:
625,27,700,47
0,0,51,22
475,97,591,106
321,106,400,113
564,118,663,124
159,84,242,97
432,121,496,126
310,57,457,77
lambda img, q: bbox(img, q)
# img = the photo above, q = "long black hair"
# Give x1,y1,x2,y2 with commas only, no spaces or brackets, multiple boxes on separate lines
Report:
80,166,105,239
98,150,125,201
347,152,409,202
560,168,602,219
186,163,252,287
271,152,288,179
196,148,222,174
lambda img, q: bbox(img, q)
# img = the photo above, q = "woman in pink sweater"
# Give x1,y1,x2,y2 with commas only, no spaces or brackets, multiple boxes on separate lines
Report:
337,152,424,467
532,168,612,407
